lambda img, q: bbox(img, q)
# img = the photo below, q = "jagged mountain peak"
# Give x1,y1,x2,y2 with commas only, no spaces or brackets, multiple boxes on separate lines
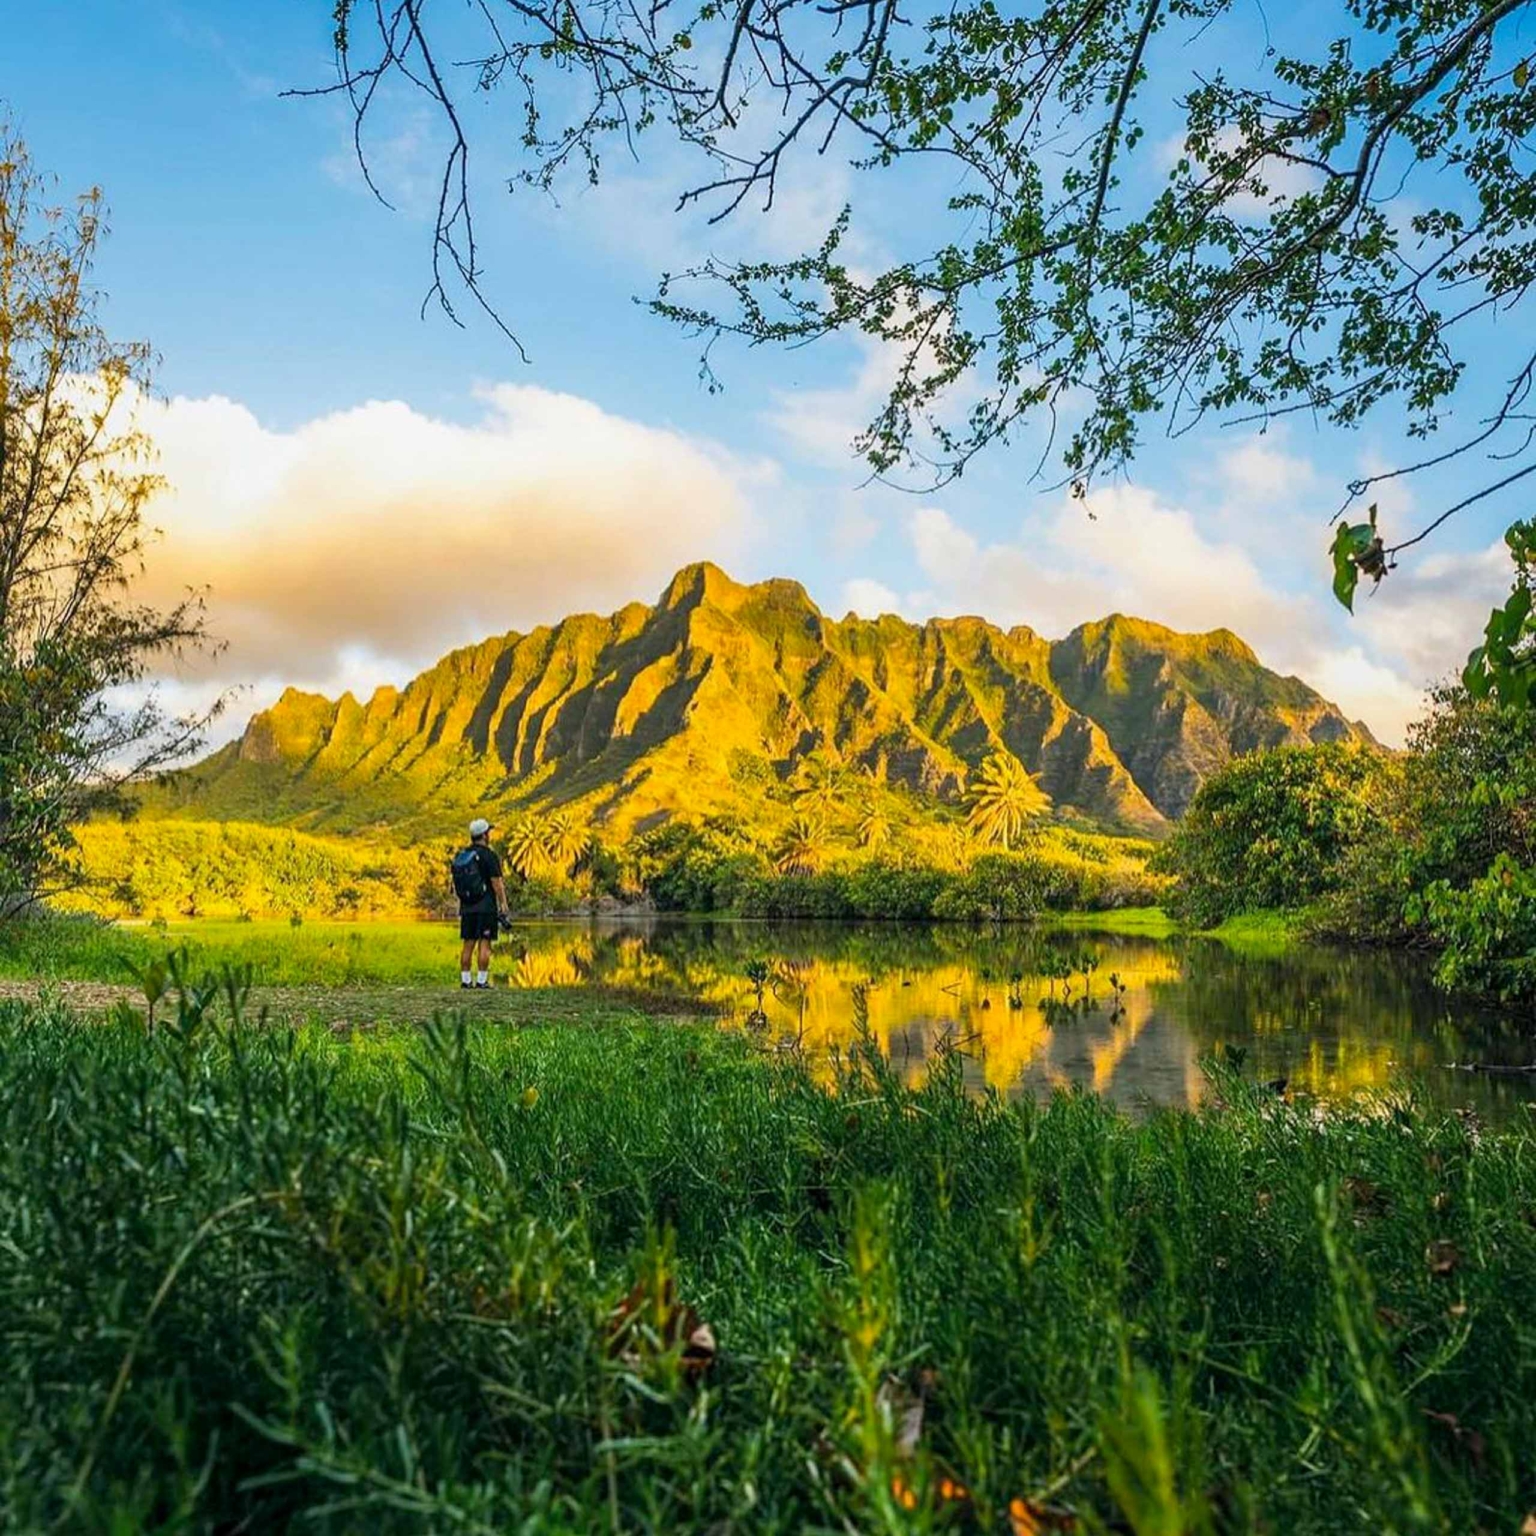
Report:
178,564,1376,838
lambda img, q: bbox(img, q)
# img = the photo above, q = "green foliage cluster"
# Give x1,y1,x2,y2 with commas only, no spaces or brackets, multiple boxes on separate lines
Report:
1154,746,1382,929
630,824,1164,921
59,821,435,922
1462,521,1536,710
59,821,580,924
1357,692,1536,1004
1420,857,1536,1005
930,853,1112,923
59,813,1163,927
2,983,1534,1529
1159,694,1536,1007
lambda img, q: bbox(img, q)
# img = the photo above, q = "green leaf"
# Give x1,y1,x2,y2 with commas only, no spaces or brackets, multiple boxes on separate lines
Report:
1505,583,1532,629
1329,522,1369,611
1516,58,1530,90
1462,645,1489,696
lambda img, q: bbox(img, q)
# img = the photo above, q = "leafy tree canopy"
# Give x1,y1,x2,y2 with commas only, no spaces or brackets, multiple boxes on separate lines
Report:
0,130,214,915
1154,743,1382,926
320,0,1536,698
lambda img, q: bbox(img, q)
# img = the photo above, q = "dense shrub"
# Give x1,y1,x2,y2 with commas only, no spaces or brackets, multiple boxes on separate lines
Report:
1417,856,1536,1004
1309,692,1536,1006
58,809,1164,927
1156,745,1383,927
841,860,949,920
62,820,441,920
932,853,1081,921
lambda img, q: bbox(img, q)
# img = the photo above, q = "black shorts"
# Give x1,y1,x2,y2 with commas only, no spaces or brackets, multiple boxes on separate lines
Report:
459,910,499,942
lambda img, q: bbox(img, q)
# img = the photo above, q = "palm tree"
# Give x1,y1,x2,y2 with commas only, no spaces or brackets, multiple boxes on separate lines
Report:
544,811,589,874
775,813,832,874
966,753,1051,849
791,756,849,818
856,797,893,851
508,810,591,878
507,816,553,879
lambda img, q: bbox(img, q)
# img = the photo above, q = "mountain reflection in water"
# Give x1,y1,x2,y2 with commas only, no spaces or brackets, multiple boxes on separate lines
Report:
502,919,1536,1121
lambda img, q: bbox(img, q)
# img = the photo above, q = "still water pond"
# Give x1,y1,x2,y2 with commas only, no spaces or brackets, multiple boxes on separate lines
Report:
505,918,1536,1121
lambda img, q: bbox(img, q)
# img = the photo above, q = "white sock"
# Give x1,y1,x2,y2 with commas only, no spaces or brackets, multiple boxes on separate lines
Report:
477,970,488,986
461,970,472,985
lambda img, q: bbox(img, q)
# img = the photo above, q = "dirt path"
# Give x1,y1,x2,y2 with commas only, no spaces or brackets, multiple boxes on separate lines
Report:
0,978,720,1027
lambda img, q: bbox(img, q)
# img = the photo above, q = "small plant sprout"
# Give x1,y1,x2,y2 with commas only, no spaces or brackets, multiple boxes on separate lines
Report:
1077,950,1100,1001
127,954,173,1031
743,959,772,1029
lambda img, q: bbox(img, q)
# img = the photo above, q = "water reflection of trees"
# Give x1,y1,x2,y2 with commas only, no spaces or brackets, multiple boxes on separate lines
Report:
505,919,1534,1119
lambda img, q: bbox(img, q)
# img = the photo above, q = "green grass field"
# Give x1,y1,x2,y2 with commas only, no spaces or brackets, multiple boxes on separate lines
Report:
1,979,1532,1531
1041,905,1179,938
0,916,473,987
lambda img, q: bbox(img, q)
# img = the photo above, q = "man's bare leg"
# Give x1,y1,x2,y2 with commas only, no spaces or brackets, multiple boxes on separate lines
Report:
477,937,492,986
460,938,476,985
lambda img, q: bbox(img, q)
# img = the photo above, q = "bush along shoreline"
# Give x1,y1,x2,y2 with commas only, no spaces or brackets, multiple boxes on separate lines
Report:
1154,689,1536,1012
55,816,1168,926
1,974,1534,1531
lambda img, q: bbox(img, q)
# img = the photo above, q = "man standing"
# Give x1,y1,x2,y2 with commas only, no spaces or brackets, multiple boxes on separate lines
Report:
451,817,510,989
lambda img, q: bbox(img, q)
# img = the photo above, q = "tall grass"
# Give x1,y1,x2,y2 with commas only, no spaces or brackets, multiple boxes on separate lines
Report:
0,916,461,987
0,980,1532,1531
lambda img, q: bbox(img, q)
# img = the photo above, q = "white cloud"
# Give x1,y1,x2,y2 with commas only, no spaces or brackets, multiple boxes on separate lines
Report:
839,577,905,618
765,282,983,472
1301,646,1429,740
1217,431,1318,506
1353,538,1512,693
860,485,1502,746
766,336,895,466
131,384,761,710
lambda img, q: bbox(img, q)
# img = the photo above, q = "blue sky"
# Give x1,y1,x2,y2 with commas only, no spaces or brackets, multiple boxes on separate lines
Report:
7,0,1525,744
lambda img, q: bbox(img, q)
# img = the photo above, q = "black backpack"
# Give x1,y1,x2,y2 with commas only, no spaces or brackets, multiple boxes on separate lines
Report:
450,846,489,905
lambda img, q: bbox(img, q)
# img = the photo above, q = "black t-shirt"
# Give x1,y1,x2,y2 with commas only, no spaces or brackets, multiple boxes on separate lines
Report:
458,844,503,914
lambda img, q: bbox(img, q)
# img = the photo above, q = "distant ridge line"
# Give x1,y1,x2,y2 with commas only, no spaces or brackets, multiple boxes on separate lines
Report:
155,561,1377,840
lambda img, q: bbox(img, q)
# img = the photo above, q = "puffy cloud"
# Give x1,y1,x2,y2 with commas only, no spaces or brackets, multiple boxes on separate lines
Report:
1217,431,1319,507
132,384,760,701
839,577,905,618
1352,538,1513,694
847,485,1507,746
898,490,1299,645
765,337,896,466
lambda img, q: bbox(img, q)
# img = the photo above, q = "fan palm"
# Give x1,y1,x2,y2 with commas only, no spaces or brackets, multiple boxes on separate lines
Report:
791,757,849,818
544,811,589,874
966,753,1051,849
856,797,893,850
774,814,832,874
506,816,553,879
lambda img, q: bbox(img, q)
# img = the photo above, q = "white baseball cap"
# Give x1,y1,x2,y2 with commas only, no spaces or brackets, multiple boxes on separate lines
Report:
468,817,493,837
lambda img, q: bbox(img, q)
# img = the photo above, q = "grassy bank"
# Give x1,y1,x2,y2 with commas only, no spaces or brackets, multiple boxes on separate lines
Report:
0,916,488,988
1042,905,1178,938
0,909,1293,996
2,986,1533,1531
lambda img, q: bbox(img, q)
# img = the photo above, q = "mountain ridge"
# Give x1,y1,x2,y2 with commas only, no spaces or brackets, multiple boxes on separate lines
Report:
154,561,1377,839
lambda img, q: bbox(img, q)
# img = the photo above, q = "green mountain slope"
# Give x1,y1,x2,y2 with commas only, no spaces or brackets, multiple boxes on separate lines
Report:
150,563,1376,838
